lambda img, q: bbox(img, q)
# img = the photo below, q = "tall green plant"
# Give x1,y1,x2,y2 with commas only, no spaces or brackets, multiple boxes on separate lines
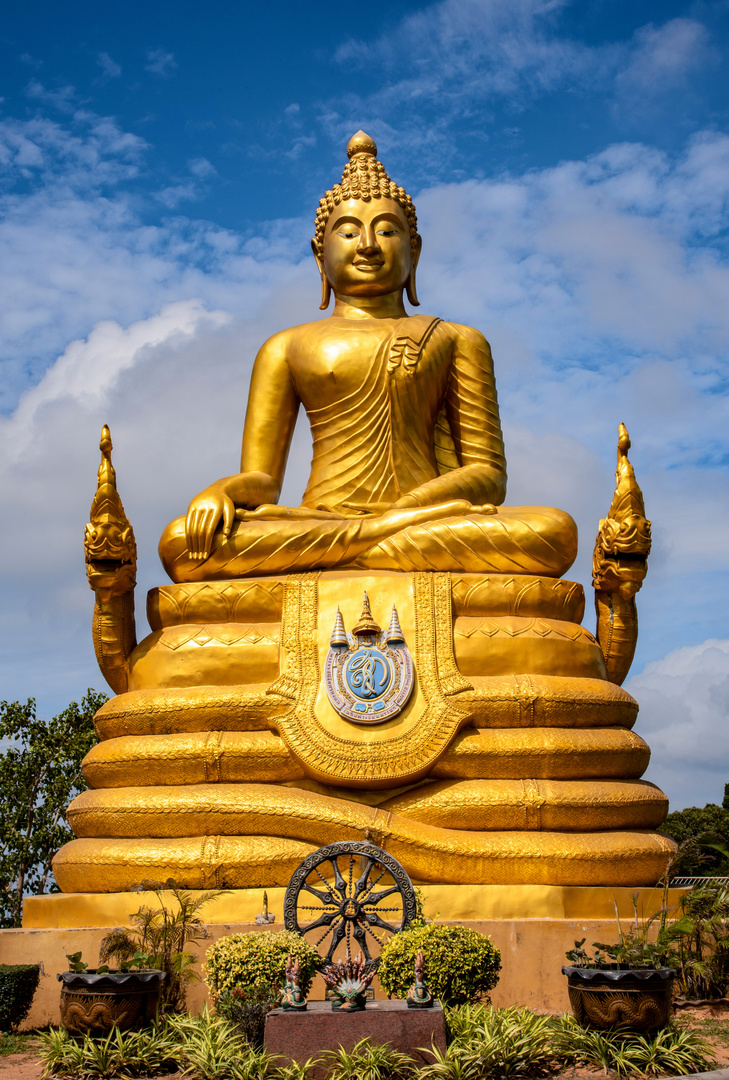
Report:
0,690,105,927
661,882,729,999
100,879,225,1012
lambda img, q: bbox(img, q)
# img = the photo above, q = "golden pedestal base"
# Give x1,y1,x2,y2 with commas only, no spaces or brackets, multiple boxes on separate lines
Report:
55,570,674,892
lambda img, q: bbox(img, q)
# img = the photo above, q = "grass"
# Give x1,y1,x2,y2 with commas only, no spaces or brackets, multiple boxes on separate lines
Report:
0,1029,40,1056
687,1014,729,1040
2,1004,719,1078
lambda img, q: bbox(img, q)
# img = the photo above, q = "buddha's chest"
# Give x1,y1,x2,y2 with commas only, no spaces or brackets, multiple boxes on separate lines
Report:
288,324,450,410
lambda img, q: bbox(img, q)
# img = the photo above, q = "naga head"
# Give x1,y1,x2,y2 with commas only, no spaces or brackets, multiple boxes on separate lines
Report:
85,425,137,592
592,424,651,598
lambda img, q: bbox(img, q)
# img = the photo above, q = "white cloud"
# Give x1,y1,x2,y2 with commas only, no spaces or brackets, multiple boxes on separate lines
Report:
615,19,715,107
188,157,217,179
629,640,729,810
0,109,313,411
322,1,716,173
24,79,76,113
145,48,177,77
96,53,122,80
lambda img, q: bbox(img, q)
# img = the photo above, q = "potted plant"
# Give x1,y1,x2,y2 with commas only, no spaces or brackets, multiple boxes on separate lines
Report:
58,878,224,1035
562,895,676,1032
57,951,166,1036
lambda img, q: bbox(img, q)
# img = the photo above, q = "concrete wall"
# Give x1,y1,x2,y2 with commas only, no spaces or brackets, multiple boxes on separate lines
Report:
0,916,629,1031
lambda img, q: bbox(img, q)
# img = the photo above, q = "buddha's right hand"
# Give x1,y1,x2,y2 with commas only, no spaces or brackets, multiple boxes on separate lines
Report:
185,485,236,561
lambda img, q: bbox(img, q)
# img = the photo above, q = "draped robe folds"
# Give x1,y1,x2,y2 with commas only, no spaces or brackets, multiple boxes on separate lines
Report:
159,316,577,582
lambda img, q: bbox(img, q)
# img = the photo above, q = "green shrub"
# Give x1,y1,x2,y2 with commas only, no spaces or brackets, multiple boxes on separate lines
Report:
0,964,39,1032
378,924,501,1006
205,930,320,999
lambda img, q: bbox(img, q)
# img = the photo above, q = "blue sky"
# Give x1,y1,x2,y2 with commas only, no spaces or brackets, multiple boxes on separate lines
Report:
1,0,728,809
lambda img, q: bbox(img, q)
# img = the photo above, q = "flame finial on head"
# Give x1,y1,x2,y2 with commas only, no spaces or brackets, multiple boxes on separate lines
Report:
85,424,135,566
346,130,378,159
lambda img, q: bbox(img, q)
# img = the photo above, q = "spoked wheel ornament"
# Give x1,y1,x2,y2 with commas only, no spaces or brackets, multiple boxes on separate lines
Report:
283,841,417,971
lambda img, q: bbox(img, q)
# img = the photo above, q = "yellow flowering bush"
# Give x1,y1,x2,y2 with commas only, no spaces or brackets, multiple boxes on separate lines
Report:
378,924,501,1005
205,930,320,998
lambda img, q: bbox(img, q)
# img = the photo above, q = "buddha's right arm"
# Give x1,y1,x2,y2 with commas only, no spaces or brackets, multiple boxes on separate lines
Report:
184,333,299,560
437,323,507,505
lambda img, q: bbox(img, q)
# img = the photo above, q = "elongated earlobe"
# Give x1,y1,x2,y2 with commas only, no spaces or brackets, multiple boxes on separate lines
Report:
319,273,332,310
406,266,420,307
312,238,332,310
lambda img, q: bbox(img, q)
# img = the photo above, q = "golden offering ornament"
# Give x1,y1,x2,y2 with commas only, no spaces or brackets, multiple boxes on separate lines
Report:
324,593,414,724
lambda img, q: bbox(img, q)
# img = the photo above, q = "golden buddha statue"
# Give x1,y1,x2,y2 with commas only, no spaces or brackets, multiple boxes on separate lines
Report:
53,132,674,896
159,130,574,583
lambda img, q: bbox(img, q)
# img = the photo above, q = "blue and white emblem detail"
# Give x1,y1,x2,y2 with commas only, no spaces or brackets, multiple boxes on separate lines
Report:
324,592,414,725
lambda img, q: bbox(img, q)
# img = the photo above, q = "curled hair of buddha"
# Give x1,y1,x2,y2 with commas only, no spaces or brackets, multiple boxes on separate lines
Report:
313,131,419,259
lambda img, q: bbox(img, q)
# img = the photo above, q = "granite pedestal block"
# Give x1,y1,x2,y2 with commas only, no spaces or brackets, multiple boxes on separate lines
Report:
264,999,447,1075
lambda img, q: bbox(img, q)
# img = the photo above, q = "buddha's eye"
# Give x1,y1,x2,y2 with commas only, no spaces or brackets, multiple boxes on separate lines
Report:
337,229,359,240
377,227,398,236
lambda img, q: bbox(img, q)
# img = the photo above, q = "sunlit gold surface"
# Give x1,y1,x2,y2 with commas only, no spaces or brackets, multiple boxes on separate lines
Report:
23,884,690,929
54,830,674,892
68,779,667,833
59,132,672,894
430,727,650,780
89,669,638,739
83,728,647,789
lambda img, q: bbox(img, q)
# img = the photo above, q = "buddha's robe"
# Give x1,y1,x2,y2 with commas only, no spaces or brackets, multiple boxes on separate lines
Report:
160,316,577,582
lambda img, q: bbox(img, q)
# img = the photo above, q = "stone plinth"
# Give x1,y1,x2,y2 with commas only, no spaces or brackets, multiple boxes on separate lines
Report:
264,1000,446,1075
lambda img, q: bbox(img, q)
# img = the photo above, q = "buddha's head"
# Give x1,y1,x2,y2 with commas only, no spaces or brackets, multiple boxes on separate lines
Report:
312,132,422,310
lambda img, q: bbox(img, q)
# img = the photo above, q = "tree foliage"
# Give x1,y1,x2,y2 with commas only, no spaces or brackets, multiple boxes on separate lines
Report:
659,803,729,877
0,690,105,927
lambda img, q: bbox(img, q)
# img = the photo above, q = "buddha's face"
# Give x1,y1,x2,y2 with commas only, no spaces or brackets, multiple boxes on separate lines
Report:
322,197,416,298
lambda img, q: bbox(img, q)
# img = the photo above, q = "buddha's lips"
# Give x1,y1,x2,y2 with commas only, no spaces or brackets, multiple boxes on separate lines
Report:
354,260,384,271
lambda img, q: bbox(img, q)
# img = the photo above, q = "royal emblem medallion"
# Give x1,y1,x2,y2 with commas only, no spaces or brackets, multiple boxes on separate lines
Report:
324,592,414,724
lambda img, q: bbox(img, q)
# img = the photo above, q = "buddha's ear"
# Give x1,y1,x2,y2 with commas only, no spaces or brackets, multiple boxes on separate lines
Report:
406,233,422,307
311,239,332,310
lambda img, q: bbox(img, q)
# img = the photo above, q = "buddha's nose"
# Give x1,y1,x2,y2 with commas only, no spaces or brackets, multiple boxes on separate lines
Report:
357,226,380,254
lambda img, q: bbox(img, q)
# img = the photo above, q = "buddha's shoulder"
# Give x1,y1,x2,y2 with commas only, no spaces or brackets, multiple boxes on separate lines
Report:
436,319,492,351
254,319,343,353
253,317,492,355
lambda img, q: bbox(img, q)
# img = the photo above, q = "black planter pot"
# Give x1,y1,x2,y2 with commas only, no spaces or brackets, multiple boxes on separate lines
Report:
57,969,166,1035
562,965,675,1032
